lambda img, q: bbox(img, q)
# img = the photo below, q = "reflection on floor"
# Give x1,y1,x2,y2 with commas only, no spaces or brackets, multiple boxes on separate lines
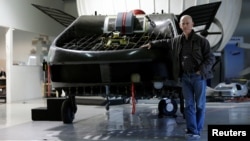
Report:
0,98,250,141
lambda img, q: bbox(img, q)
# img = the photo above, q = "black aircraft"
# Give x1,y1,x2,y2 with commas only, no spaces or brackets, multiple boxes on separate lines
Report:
37,2,223,123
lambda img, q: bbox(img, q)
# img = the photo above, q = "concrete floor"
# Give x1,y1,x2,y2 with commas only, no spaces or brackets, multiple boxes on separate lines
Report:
0,98,250,141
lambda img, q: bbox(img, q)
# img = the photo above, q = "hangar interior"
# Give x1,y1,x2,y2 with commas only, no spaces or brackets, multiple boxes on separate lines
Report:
0,0,250,141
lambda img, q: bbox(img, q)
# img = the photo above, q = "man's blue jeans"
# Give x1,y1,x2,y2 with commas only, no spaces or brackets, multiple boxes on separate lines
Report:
181,73,207,135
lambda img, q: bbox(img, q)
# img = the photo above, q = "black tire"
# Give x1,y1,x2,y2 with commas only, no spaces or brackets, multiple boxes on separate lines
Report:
61,99,75,124
247,92,250,98
105,103,110,111
158,98,178,117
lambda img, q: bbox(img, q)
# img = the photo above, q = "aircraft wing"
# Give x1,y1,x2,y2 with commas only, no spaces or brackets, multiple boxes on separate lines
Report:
178,1,222,30
31,4,76,27
177,1,223,51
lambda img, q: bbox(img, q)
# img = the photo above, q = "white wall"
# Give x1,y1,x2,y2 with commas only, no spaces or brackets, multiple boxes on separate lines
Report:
0,0,70,103
76,0,218,15
13,30,53,65
12,30,39,64
4,29,55,103
10,65,43,102
0,0,65,36
64,0,78,17
3,28,46,103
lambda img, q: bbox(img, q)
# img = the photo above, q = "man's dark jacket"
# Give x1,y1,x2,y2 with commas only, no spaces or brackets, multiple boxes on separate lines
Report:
150,31,215,81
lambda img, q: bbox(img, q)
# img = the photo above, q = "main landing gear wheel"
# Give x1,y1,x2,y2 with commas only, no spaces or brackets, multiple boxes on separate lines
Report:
105,102,110,111
158,98,178,118
61,98,77,124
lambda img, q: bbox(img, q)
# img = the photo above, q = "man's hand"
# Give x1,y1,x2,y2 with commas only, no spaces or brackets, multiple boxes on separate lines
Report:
140,43,151,49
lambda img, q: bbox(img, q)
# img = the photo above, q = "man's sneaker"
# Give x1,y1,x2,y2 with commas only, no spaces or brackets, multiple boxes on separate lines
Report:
185,134,200,140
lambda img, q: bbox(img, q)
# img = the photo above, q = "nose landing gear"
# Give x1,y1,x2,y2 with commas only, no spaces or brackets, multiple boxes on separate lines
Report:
61,96,77,124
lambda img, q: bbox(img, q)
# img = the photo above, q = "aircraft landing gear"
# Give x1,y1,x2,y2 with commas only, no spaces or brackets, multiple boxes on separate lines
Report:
157,86,184,118
158,98,178,118
61,95,77,124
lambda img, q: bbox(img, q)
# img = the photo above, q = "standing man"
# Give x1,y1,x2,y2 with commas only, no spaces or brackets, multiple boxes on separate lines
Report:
141,15,215,140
